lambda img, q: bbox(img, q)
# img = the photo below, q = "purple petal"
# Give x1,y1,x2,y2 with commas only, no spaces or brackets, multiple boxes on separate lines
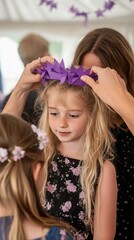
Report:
104,0,115,10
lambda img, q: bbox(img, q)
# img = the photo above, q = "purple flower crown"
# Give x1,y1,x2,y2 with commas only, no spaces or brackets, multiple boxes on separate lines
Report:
35,59,98,86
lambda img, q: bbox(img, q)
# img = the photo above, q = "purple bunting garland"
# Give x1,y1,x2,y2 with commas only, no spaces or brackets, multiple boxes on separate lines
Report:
70,6,89,25
39,0,134,24
39,0,57,11
104,1,115,10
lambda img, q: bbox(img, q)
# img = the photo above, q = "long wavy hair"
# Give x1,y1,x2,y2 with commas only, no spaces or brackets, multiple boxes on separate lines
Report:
72,27,134,125
37,80,115,229
0,114,73,240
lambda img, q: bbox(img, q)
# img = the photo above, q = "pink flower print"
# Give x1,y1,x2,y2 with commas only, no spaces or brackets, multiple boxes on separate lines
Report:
60,229,66,240
70,166,80,176
47,182,57,193
52,161,57,172
78,211,85,221
66,180,77,192
74,233,85,240
65,157,70,164
61,201,72,212
46,202,52,210
79,191,85,199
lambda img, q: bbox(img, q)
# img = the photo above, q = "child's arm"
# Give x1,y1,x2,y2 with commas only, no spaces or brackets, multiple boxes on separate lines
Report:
93,160,117,240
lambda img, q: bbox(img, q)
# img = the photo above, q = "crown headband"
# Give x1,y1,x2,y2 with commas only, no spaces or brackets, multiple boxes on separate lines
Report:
35,59,98,86
0,125,48,163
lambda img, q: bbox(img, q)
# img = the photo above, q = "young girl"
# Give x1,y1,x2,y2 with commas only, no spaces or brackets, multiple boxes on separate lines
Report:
0,113,74,240
2,57,117,240
72,27,134,240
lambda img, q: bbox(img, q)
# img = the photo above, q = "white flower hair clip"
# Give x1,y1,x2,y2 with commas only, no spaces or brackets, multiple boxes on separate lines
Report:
0,148,8,163
12,146,25,161
31,124,49,150
0,146,25,163
0,125,48,163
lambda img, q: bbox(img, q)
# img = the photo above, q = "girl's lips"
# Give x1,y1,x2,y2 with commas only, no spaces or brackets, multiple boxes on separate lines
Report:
58,131,70,136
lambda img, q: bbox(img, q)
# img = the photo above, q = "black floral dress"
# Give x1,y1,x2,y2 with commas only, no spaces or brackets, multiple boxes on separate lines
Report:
43,153,92,240
112,123,134,240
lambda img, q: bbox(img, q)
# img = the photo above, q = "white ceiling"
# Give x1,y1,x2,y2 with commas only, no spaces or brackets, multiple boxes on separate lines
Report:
0,0,134,65
0,0,134,95
0,0,133,41
0,0,134,23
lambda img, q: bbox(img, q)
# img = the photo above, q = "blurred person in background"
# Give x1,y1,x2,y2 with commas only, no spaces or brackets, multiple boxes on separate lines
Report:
1,33,49,125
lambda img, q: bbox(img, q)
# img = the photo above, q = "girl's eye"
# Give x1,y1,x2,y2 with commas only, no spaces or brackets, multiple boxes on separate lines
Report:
49,112,59,116
69,114,79,118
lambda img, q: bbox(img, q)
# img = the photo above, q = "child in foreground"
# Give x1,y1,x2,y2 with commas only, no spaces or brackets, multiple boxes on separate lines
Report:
36,59,117,239
0,113,74,240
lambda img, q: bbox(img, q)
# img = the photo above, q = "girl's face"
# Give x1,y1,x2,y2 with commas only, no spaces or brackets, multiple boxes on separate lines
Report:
47,86,88,144
81,52,102,68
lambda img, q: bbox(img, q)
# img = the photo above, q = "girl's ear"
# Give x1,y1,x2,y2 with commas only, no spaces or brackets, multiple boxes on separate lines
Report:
33,162,42,182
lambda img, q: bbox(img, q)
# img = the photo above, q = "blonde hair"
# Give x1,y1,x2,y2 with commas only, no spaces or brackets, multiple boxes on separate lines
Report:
0,114,74,240
37,80,114,230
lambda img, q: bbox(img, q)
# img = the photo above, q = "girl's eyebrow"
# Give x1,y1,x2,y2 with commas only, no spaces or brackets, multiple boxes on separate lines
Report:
49,107,57,109
48,107,82,112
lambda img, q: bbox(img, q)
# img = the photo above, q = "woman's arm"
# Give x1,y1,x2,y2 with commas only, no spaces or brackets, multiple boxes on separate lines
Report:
2,56,54,117
81,67,134,135
93,160,117,240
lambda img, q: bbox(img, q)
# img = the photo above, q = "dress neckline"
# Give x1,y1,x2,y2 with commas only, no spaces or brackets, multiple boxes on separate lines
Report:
57,151,82,162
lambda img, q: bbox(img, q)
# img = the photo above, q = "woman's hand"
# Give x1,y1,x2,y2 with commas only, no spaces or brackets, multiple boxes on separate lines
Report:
81,66,127,108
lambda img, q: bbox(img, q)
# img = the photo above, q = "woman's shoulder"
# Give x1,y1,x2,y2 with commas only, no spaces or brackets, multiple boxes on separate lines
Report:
112,122,133,139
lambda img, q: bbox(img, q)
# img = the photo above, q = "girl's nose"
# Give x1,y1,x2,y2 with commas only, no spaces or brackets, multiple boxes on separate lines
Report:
58,117,68,128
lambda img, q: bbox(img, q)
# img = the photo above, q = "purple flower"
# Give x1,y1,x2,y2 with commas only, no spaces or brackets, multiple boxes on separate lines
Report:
35,59,98,87
47,182,57,193
39,0,57,11
69,5,89,25
61,201,72,212
60,229,67,240
12,146,25,161
74,232,85,240
78,211,85,220
46,202,52,210
52,161,57,171
66,180,77,192
104,0,115,10
65,157,70,164
70,166,80,176
79,191,85,199
0,148,8,163
95,9,104,17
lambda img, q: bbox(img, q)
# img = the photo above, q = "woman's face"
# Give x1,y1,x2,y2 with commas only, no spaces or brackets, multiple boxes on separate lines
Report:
81,52,102,68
